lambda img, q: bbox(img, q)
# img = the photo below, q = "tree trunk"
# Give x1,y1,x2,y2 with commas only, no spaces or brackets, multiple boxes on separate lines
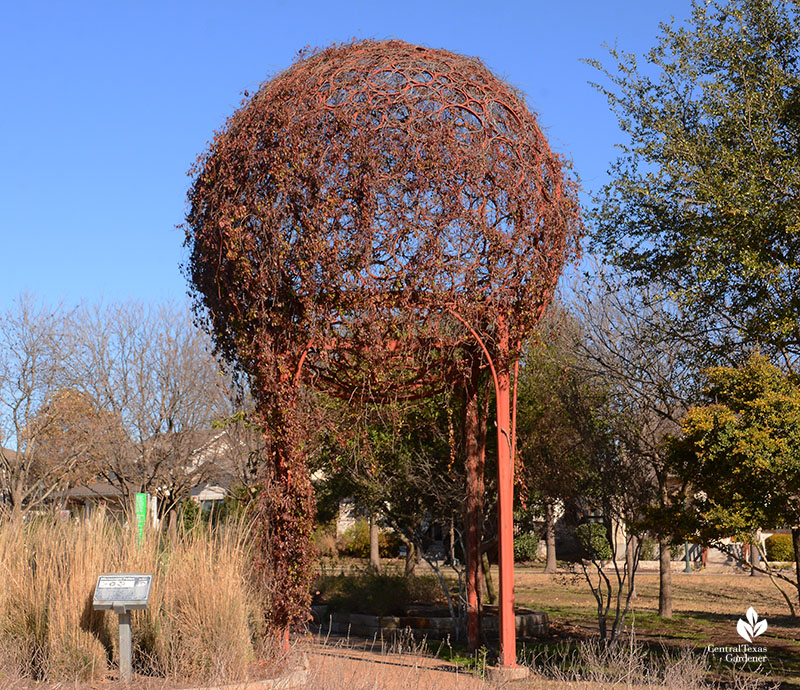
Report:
626,536,637,599
369,513,380,571
657,479,673,617
751,532,764,577
792,527,800,610
658,539,673,618
10,500,23,524
11,480,24,519
449,516,456,565
544,501,557,573
463,370,485,652
404,540,417,577
168,509,178,541
481,551,497,605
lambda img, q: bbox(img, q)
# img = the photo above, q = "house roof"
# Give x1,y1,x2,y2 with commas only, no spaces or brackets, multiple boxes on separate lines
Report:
190,484,227,501
66,482,123,499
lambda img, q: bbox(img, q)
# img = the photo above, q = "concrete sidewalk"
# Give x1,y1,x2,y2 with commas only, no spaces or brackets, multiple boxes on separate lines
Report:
301,641,649,689
304,642,488,689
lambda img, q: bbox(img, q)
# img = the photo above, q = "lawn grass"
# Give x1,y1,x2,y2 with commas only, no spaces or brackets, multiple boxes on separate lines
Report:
511,566,800,688
312,559,800,686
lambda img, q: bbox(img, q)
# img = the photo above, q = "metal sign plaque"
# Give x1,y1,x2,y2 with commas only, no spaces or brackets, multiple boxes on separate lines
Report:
93,573,152,610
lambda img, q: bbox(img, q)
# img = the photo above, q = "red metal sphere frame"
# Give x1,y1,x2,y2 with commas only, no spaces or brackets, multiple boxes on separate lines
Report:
184,40,582,664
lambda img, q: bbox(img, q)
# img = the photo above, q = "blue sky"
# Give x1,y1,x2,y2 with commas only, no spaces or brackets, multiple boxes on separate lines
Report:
0,1,691,310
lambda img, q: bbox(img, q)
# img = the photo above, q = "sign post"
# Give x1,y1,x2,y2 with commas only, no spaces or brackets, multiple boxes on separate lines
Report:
134,493,147,544
93,573,153,681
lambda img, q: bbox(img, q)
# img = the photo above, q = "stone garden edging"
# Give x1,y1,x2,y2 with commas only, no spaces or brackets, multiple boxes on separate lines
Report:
314,606,548,640
183,655,309,690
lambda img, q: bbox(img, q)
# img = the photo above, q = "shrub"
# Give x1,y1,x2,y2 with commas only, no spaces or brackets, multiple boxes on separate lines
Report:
181,498,207,531
314,523,338,558
514,532,539,562
220,485,259,523
639,537,657,561
314,572,445,616
337,519,400,558
338,520,370,558
575,522,612,561
380,530,402,558
765,534,794,562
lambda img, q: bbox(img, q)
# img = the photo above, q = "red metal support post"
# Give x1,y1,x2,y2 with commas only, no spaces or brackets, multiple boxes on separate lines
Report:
495,363,516,667
447,308,519,666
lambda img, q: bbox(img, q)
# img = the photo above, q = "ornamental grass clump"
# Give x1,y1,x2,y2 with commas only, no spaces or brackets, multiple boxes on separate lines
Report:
0,509,268,684
0,513,115,682
146,517,258,681
530,637,774,689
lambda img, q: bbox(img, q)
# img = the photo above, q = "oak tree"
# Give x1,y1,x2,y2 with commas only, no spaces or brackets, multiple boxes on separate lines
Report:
590,0,800,366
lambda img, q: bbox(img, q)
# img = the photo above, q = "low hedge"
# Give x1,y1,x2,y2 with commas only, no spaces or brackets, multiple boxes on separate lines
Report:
314,572,445,616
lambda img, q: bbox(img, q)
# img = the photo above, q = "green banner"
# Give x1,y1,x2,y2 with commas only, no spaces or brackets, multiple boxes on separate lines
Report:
135,493,147,544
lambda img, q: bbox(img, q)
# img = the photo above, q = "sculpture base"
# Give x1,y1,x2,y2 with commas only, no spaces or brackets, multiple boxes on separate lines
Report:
486,665,530,682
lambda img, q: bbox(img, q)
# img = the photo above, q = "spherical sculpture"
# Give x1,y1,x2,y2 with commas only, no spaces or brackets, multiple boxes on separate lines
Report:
187,40,579,371
184,40,581,634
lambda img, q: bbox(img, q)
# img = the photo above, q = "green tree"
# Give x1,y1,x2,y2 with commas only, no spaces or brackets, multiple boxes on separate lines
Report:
668,353,800,613
590,0,800,365
516,308,590,573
